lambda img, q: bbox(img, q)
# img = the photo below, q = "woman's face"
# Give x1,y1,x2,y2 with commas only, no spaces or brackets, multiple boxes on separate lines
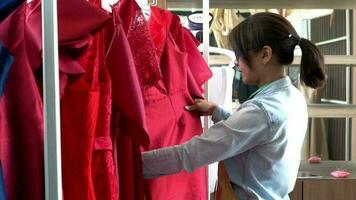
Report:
235,55,260,86
235,46,282,87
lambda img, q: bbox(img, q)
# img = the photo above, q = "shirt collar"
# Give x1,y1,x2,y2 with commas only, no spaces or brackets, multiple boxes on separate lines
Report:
253,76,291,98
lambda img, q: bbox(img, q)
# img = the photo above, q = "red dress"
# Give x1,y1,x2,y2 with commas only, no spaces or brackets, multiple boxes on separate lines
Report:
0,3,44,199
144,7,212,200
25,0,115,199
118,0,212,198
91,68,118,200
57,1,115,199
108,4,150,200
87,1,118,199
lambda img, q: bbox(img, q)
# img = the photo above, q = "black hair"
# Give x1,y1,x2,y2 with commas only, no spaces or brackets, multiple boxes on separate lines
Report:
229,12,326,89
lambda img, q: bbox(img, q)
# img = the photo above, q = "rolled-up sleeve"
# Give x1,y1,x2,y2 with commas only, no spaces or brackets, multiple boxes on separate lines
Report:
211,105,233,123
142,103,269,179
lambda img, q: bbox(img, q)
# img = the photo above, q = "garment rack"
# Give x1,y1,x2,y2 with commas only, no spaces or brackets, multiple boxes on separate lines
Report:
41,0,210,199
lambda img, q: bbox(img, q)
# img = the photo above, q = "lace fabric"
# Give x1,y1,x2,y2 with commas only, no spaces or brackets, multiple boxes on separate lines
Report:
85,1,119,199
116,0,162,89
107,6,150,200
92,68,118,200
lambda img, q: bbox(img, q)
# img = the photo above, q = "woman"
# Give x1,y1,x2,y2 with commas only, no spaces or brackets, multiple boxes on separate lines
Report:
142,12,326,200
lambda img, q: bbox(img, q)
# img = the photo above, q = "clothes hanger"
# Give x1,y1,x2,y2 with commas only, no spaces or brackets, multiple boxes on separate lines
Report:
148,0,157,6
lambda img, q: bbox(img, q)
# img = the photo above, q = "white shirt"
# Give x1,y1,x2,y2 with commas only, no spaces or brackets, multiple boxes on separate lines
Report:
142,76,308,200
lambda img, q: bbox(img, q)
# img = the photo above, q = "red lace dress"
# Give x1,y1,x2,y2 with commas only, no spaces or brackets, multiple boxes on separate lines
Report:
109,3,151,200
0,3,44,199
117,0,212,198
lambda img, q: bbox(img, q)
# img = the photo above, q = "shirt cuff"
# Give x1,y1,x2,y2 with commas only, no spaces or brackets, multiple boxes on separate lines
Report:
142,146,182,179
211,105,232,123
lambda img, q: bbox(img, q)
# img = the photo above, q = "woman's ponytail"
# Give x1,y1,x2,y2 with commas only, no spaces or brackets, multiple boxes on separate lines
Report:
299,38,326,89
228,12,327,89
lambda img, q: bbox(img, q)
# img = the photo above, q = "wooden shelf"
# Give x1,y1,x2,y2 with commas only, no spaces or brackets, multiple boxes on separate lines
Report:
209,55,356,66
308,104,356,118
293,55,356,65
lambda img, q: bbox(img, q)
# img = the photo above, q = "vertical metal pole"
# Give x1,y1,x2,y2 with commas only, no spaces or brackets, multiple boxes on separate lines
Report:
41,0,63,199
202,0,209,64
203,0,210,199
345,9,351,160
352,10,356,161
203,0,210,129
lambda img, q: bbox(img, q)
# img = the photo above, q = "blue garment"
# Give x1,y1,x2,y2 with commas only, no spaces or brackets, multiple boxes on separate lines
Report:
0,0,24,21
0,42,13,96
142,76,308,200
0,161,6,200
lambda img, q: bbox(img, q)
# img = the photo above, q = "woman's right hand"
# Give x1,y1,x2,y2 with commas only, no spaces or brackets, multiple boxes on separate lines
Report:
185,99,217,116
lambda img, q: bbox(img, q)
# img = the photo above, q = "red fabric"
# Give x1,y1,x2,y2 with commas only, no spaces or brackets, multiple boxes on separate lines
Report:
26,0,119,199
60,22,100,200
25,0,110,95
57,0,110,44
61,78,99,200
117,0,162,89
87,1,119,199
51,0,114,199
0,3,44,199
62,1,118,199
109,6,150,148
106,7,150,200
182,28,212,94
91,69,118,200
143,7,211,200
0,1,117,199
24,2,112,198
25,0,110,70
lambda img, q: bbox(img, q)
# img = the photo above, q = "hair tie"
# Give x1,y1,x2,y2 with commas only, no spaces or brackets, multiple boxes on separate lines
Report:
288,34,302,46
297,37,302,46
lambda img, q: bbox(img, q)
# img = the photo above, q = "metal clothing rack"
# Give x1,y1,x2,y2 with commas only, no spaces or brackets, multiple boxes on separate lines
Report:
41,0,209,199
42,0,62,199
202,1,210,199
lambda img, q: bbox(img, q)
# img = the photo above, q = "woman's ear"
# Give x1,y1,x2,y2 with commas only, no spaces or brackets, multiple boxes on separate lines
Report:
260,46,273,65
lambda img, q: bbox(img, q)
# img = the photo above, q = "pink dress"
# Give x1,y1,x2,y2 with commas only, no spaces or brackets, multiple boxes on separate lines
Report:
144,7,212,200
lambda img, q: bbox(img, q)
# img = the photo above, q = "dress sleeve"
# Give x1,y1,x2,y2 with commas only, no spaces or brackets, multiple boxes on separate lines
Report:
142,102,270,179
183,28,212,91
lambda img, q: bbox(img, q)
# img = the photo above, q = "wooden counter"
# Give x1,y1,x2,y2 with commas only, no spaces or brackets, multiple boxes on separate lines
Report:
290,161,356,200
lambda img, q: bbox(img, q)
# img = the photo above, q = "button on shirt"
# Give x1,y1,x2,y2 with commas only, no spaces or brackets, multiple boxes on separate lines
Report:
142,77,308,200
